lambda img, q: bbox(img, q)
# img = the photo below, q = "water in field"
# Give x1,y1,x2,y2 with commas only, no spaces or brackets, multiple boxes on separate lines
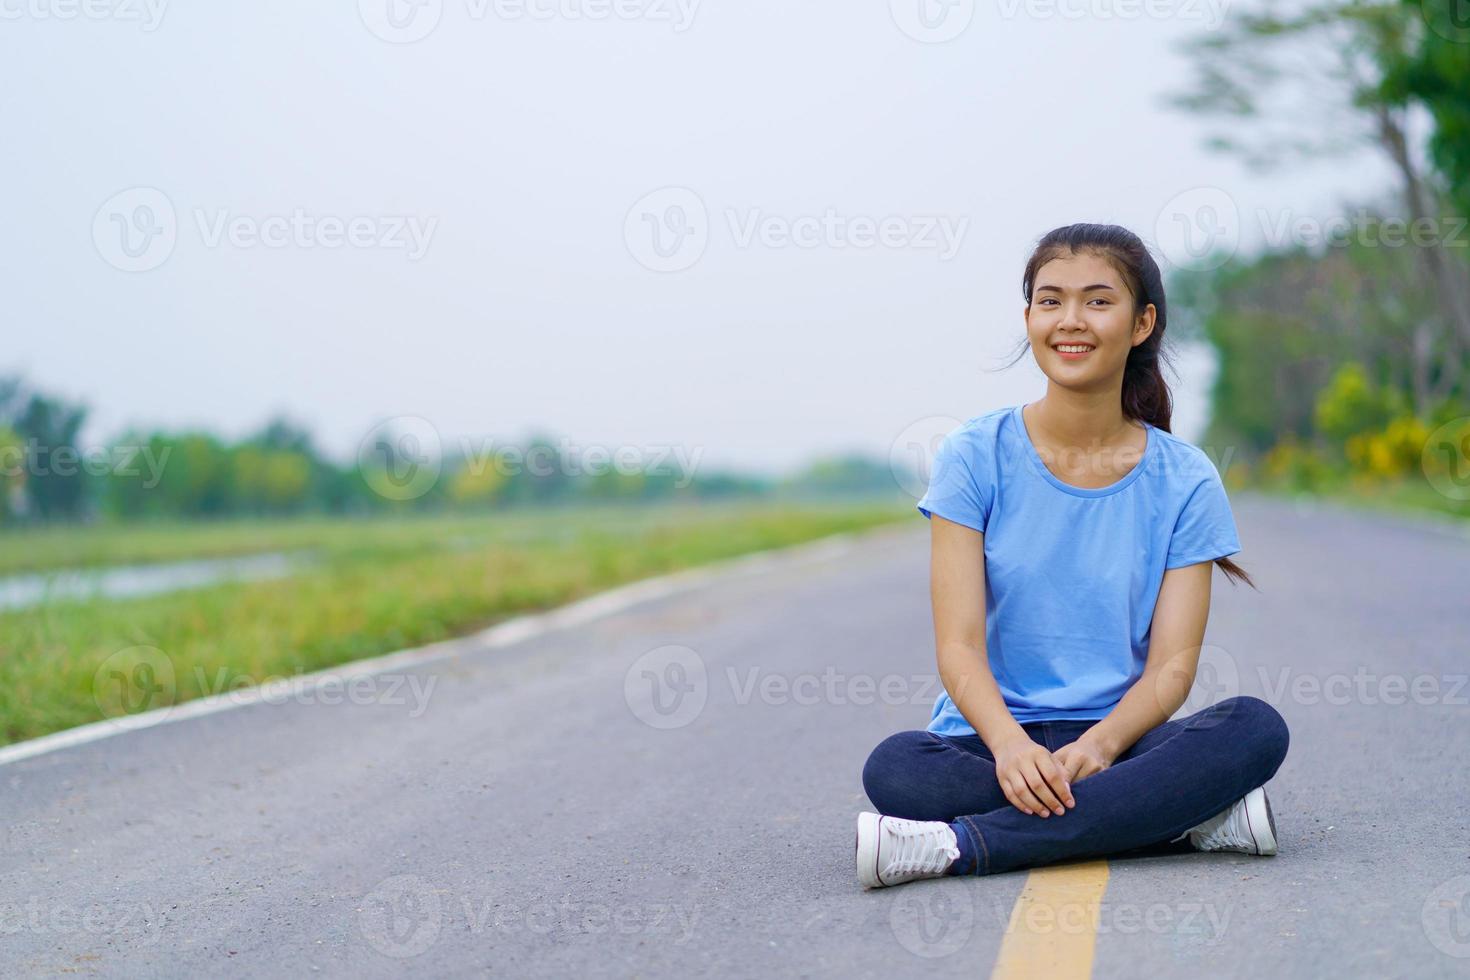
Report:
0,552,304,610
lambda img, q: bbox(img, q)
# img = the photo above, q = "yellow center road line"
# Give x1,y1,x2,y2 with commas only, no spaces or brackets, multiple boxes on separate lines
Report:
989,860,1111,980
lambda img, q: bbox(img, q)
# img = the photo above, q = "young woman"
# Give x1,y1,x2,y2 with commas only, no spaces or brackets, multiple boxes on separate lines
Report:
855,223,1290,888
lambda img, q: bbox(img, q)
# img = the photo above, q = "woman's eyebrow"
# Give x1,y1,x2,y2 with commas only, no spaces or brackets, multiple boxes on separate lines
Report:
1035,283,1118,294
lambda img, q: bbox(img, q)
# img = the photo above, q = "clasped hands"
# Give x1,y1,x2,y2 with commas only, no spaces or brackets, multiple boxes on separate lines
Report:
992,734,1114,818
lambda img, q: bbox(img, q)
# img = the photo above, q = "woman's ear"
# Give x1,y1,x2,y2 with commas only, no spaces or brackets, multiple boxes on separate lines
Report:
1131,303,1157,347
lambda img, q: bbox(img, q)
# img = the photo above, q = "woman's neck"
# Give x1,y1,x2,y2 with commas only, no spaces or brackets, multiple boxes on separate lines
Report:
1027,389,1139,450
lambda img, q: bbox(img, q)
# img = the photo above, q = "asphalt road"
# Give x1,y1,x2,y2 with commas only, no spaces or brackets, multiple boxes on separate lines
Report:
3,493,1469,978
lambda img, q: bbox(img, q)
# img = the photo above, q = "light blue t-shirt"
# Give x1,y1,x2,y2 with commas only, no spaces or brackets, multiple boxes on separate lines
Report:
916,402,1242,734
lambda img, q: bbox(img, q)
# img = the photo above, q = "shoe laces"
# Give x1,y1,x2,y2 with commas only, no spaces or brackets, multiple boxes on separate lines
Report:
1190,798,1251,852
882,817,960,878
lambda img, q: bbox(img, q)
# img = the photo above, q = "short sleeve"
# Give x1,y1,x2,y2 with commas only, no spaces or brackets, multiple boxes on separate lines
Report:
1165,468,1241,569
916,430,992,534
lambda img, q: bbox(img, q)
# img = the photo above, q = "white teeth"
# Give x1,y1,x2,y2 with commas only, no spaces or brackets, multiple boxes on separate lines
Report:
1056,345,1093,352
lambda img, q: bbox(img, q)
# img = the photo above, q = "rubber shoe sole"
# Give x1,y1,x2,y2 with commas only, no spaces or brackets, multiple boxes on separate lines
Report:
1244,786,1279,856
856,812,886,888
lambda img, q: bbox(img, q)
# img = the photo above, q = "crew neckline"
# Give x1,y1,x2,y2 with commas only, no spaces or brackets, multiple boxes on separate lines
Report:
1013,402,1154,498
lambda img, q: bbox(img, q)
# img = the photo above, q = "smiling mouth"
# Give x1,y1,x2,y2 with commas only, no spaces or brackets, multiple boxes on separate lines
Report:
1053,344,1095,354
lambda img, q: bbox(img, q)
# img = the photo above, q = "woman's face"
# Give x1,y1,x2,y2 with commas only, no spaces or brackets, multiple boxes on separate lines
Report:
1024,250,1154,390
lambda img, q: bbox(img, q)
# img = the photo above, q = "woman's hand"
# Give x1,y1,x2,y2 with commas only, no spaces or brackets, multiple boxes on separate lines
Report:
993,734,1075,817
1052,738,1113,787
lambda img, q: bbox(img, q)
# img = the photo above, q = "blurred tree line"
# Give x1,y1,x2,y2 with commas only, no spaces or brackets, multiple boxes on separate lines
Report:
1167,0,1470,496
0,374,899,526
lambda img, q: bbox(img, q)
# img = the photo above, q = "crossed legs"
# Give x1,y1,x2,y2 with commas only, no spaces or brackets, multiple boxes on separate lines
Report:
861,696,1290,875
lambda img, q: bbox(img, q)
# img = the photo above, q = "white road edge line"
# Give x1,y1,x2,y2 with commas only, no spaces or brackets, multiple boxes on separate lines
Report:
0,521,911,768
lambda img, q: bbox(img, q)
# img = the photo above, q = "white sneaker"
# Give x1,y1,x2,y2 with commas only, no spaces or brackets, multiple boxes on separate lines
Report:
855,812,961,888
1184,786,1278,856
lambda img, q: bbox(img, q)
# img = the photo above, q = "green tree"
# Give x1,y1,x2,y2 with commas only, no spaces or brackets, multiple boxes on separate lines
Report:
1388,1,1470,221
13,391,89,519
1170,0,1470,402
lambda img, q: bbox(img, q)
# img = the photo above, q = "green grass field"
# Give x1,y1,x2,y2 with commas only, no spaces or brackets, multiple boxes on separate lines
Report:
0,500,909,746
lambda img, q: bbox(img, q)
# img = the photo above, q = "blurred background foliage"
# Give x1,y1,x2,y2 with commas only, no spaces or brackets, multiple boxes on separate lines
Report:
1166,0,1470,512
0,370,903,525
4,0,1469,528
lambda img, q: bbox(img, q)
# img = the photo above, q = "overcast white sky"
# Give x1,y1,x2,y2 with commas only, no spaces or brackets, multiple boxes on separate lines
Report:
2,1,1400,476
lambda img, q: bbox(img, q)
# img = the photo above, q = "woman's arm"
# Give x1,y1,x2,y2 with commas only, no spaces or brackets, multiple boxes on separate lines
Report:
931,515,1075,817
929,514,1023,750
1058,560,1215,779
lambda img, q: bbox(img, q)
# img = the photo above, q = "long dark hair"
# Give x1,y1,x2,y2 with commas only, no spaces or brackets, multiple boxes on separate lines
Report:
1005,222,1255,590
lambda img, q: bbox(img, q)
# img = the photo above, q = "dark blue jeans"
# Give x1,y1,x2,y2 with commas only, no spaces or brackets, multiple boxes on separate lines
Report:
861,695,1290,876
